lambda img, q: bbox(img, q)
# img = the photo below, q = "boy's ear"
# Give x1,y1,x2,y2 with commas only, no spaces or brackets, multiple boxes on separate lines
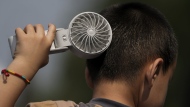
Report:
145,58,163,88
85,67,94,89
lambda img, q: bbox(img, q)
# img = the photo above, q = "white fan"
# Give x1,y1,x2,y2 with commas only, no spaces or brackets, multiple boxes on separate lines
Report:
8,12,112,59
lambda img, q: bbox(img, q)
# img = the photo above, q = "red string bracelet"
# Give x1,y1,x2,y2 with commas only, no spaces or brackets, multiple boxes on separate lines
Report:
1,69,30,84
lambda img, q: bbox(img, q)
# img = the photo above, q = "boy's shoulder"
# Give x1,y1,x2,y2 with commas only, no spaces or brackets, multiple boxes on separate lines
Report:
26,100,102,107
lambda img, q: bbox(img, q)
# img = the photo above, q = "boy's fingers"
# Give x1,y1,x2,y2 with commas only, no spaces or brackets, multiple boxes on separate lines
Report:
46,24,56,42
15,27,25,41
24,24,35,34
35,24,45,36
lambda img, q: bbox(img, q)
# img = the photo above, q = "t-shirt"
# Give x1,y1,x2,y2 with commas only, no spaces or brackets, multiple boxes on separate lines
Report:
26,98,129,107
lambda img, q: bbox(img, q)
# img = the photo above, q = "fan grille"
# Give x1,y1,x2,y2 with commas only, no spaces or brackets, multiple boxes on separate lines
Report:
69,12,112,54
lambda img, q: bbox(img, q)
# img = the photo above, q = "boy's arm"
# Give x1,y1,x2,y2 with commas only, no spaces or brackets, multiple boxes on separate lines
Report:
0,24,56,107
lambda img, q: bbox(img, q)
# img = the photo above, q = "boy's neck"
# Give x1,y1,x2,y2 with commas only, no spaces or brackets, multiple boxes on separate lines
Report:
92,80,142,107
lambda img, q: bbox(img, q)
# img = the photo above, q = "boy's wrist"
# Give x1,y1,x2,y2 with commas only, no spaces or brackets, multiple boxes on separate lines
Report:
7,57,39,80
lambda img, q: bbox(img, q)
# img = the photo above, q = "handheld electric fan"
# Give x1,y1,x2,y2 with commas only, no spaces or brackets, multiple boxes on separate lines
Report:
8,12,112,59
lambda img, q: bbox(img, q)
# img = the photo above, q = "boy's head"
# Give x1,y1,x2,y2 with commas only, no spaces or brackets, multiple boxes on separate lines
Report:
86,2,178,107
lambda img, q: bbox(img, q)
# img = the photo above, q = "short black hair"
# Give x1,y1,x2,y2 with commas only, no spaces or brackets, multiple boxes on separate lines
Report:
86,2,178,83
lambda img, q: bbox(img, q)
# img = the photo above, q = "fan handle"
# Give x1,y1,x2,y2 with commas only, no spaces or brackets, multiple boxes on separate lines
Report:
8,28,71,57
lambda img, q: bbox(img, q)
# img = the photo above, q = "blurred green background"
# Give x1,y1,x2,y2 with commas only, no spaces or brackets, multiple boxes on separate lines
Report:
0,0,189,107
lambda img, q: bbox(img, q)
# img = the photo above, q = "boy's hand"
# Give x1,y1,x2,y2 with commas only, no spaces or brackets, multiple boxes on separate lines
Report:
14,24,56,71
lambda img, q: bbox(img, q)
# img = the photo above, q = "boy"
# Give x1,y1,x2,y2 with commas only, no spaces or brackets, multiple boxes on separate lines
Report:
0,2,178,107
